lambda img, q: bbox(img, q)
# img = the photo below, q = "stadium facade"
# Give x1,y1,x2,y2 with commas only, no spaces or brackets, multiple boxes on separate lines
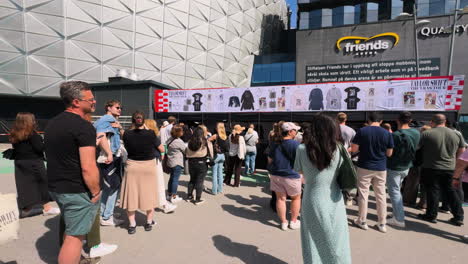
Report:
0,0,288,97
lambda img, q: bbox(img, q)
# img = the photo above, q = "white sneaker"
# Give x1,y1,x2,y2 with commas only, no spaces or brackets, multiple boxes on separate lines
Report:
387,217,405,228
377,224,387,233
86,243,118,258
170,195,183,203
163,203,177,214
100,216,124,226
43,207,60,216
280,222,288,231
353,219,369,230
289,220,301,230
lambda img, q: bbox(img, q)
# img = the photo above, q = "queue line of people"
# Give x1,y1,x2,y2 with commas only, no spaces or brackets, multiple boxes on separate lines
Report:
8,80,468,264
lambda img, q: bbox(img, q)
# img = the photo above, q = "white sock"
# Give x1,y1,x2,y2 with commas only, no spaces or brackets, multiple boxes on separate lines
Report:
129,219,136,227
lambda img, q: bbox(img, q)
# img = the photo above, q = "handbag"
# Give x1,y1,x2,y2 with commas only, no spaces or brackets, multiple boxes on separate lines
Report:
2,148,15,160
336,143,357,190
0,193,20,245
162,138,176,174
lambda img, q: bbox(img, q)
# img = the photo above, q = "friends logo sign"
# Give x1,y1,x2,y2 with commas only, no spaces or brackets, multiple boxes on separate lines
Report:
336,32,400,56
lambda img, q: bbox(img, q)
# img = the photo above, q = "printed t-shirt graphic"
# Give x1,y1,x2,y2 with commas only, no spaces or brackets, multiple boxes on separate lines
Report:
326,85,342,109
192,93,203,111
309,88,324,110
228,96,240,107
241,90,255,110
291,90,307,111
344,86,360,110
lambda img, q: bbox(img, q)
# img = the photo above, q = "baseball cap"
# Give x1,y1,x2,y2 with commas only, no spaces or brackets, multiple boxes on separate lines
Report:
282,122,300,132
163,121,169,126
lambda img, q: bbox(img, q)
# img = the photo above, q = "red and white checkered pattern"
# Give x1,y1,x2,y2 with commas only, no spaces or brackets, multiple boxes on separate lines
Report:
445,75,465,111
154,90,169,112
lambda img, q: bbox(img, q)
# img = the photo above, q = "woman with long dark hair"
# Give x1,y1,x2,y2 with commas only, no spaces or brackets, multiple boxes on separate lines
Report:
186,126,213,204
10,112,60,218
294,114,351,264
121,111,163,234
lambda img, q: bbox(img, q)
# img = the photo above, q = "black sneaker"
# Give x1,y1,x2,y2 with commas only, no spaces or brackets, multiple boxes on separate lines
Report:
417,214,437,223
144,221,155,231
449,218,464,226
193,199,206,205
127,225,136,235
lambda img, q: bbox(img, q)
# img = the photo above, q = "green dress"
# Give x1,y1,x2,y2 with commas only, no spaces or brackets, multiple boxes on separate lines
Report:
294,144,352,264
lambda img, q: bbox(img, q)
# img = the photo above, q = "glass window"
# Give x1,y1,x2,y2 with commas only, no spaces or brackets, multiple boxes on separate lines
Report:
429,0,445,15
391,0,404,19
322,8,333,27
270,64,282,83
343,6,355,25
366,2,379,22
462,0,468,8
299,12,310,30
418,0,430,16
332,6,344,26
355,4,362,24
445,0,457,13
281,62,295,82
310,9,322,29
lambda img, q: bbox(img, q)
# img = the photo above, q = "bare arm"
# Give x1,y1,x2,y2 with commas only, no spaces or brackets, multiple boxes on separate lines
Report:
351,143,359,153
97,132,113,164
79,146,101,202
453,158,468,189
386,148,393,157
456,147,465,159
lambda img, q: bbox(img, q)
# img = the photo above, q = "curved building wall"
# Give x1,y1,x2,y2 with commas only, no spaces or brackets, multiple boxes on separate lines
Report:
0,0,287,97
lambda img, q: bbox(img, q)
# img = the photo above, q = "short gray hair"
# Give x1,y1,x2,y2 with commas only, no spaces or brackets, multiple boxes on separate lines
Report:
59,81,90,107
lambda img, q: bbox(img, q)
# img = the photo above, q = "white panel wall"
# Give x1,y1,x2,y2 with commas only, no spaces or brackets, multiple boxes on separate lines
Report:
0,0,287,96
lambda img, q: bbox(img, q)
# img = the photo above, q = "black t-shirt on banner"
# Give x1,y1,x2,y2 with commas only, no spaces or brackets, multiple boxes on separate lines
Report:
123,129,161,161
45,112,96,194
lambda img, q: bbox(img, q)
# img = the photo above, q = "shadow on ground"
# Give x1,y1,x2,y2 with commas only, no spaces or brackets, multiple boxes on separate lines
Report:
221,194,278,228
35,216,60,264
212,235,288,264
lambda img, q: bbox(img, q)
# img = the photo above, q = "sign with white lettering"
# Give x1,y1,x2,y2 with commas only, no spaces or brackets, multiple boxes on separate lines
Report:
336,32,400,56
420,24,468,37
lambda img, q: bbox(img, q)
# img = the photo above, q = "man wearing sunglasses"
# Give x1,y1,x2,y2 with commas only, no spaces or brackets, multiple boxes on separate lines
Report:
94,100,125,227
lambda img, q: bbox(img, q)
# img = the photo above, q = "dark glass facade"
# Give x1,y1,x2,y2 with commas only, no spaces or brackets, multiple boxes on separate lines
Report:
252,62,296,85
298,0,466,30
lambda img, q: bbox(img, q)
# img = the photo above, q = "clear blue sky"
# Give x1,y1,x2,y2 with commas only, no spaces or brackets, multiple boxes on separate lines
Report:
287,0,297,29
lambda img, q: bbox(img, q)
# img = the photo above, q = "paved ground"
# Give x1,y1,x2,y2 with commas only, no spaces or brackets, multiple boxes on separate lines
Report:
1,149,467,264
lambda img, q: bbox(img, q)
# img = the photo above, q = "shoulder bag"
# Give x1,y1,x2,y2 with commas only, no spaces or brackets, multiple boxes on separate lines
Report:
336,143,357,190
162,138,176,174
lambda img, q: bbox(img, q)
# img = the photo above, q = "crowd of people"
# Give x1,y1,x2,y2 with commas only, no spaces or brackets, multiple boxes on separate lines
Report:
8,80,468,264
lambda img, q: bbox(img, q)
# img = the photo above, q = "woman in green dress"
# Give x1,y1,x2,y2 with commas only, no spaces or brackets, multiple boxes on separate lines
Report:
294,114,352,264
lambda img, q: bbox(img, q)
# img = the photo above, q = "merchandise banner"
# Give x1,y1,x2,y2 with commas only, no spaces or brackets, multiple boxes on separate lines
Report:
154,76,465,113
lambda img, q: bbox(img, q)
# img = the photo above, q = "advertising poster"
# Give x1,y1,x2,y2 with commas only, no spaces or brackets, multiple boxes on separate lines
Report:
155,76,465,113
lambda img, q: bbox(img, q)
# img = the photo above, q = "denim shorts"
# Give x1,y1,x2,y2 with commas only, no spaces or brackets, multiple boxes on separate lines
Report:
50,192,99,236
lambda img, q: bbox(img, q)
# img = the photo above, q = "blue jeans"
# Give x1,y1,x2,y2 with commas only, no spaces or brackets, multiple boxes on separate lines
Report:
387,169,409,222
99,157,122,220
244,152,256,174
212,153,225,194
168,165,183,195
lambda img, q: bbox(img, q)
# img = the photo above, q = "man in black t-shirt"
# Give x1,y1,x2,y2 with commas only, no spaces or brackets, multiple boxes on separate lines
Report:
45,81,101,264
